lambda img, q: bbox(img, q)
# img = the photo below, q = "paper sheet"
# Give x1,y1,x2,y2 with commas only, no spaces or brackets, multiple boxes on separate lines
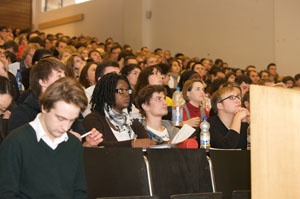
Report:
171,124,195,144
149,124,195,149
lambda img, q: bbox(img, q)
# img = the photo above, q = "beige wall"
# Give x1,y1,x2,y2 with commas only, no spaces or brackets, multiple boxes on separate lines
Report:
148,0,274,72
274,0,300,76
32,0,300,76
33,0,143,47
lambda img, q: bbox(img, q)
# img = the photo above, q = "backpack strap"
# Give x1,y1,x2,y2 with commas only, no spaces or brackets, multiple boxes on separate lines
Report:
182,103,191,119
183,103,207,120
200,106,207,120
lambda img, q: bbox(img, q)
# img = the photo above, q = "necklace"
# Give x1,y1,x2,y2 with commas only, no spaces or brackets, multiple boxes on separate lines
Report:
105,117,120,132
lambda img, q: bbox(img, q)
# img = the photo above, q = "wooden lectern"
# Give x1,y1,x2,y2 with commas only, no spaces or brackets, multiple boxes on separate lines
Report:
251,85,300,198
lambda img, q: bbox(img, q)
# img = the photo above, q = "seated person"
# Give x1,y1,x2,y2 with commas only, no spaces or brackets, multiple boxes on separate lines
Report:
208,83,249,149
8,57,102,147
135,85,179,144
82,73,156,148
134,65,173,120
182,79,208,128
0,77,89,198
158,63,174,98
177,70,201,91
0,76,14,143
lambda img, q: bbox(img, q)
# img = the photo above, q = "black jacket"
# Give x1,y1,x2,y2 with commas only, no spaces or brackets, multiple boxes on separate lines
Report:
8,92,85,134
207,115,248,149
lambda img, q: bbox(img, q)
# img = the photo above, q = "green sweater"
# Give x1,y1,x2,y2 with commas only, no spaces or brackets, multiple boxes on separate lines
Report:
0,124,87,199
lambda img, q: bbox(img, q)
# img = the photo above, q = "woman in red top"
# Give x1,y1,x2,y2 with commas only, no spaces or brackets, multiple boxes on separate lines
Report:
182,79,208,128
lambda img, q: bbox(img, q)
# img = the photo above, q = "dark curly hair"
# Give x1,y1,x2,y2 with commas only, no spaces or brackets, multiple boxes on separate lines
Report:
91,72,133,115
135,85,166,117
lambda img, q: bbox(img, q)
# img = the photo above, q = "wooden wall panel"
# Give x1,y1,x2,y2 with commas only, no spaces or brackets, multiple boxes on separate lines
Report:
251,85,300,198
0,0,32,29
38,14,84,30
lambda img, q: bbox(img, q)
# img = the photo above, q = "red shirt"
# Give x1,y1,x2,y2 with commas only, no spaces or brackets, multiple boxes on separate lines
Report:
183,102,209,121
183,102,201,120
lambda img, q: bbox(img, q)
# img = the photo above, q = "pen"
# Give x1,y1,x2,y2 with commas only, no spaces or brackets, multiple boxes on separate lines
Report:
81,131,91,138
149,131,153,140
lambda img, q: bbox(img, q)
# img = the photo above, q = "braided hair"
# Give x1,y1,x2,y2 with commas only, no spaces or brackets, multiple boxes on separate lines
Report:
91,72,133,115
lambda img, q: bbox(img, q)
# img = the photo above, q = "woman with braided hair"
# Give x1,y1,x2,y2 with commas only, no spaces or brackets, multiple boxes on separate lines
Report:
82,72,156,148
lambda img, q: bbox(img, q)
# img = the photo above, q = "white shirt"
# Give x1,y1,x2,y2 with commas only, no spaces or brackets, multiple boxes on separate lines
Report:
82,85,95,117
8,62,20,76
168,75,180,89
30,113,68,150
146,126,170,141
111,127,134,142
130,104,142,119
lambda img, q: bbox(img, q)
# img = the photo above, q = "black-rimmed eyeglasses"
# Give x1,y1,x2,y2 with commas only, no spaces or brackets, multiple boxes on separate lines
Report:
115,89,133,95
219,95,242,103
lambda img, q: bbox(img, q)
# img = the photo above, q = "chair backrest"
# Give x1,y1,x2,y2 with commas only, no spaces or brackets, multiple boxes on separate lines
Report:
97,196,158,199
231,190,251,199
170,192,223,199
83,147,150,199
209,149,251,199
147,149,213,199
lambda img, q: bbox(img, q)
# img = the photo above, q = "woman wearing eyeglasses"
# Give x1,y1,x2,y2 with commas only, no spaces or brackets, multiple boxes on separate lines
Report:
82,73,156,148
208,84,250,149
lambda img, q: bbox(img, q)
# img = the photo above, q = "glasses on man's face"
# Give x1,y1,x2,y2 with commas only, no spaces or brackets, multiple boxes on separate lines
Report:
151,96,166,103
115,89,132,95
219,95,242,103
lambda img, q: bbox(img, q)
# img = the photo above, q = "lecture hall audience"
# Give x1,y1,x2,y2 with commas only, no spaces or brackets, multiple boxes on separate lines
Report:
0,26,298,151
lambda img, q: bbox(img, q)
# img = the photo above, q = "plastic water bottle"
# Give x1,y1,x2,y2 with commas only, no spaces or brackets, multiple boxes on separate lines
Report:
200,117,210,151
204,94,211,112
247,126,251,150
16,69,22,91
172,87,184,126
